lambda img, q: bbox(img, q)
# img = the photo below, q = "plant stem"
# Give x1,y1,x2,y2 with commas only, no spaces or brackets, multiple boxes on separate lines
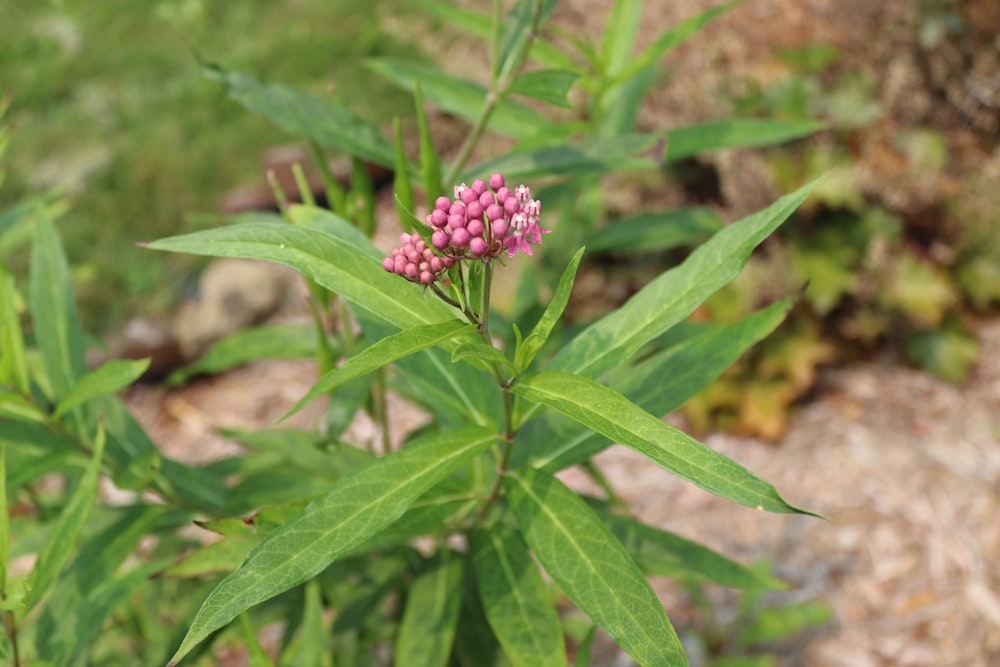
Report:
372,370,391,456
2,609,19,667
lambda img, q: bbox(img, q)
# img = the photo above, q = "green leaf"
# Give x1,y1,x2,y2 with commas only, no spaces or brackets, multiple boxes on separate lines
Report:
0,385,47,422
495,0,559,81
30,211,85,399
24,421,105,612
147,211,496,427
53,358,150,418
513,371,815,515
168,426,498,664
204,63,397,168
414,82,443,201
34,504,173,661
543,177,821,385
168,325,325,386
600,0,643,78
241,614,277,667
665,119,825,162
737,600,833,645
0,264,29,394
588,207,724,254
163,538,258,579
282,320,474,422
451,341,516,375
394,117,416,218
394,550,464,667
463,133,663,182
597,510,783,588
0,443,7,595
470,526,566,667
508,69,579,109
514,247,585,374
279,579,329,667
365,58,553,139
521,297,796,472
505,468,686,666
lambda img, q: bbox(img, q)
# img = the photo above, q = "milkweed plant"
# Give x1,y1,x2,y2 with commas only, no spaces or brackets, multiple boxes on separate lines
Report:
0,1,828,665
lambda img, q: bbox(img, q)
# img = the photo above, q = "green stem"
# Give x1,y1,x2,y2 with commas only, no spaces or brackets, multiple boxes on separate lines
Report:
2,609,19,667
372,370,391,456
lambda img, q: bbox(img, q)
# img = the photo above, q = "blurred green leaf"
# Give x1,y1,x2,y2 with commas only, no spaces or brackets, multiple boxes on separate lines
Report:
0,386,47,422
464,133,663,181
495,0,559,81
279,579,330,667
0,264,29,394
505,467,686,666
30,211,86,400
414,82,443,202
665,119,825,162
0,444,7,595
162,538,258,579
394,550,464,667
241,614,277,667
167,325,324,386
168,426,497,663
904,323,980,383
509,69,579,108
470,525,566,667
600,0,643,78
588,207,724,254
957,254,1000,311
737,600,833,645
203,63,397,168
884,253,956,327
53,357,150,418
25,422,105,613
365,58,553,139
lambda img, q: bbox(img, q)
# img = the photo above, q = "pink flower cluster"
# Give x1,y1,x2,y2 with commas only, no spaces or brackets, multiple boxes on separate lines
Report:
383,173,548,285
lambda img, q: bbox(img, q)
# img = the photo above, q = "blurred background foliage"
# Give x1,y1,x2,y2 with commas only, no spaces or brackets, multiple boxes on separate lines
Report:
2,0,999,440
0,0,418,328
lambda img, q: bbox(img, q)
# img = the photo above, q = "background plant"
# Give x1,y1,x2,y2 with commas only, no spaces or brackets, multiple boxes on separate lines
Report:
2,1,832,665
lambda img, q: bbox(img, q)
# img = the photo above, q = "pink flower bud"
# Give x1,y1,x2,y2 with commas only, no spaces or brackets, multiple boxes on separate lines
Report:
405,263,419,280
461,188,477,205
467,219,484,237
452,227,470,247
469,236,487,256
504,197,519,215
400,233,412,245
420,270,434,285
448,214,466,230
491,219,509,238
435,196,451,211
478,191,494,208
496,187,511,201
442,256,456,268
466,201,484,220
489,173,505,191
382,257,395,272
471,179,487,195
429,209,447,227
450,202,465,216
432,230,449,250
486,204,503,221
430,256,444,272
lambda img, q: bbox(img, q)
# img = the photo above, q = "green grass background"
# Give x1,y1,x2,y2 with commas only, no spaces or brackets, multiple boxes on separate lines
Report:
1,0,420,333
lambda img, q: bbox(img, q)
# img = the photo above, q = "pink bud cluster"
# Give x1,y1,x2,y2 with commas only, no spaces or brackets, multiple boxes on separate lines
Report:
381,232,456,285
383,173,549,285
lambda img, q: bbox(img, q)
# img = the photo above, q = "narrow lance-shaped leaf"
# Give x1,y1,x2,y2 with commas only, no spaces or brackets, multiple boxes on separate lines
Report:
365,58,553,139
587,207,724,255
241,614,276,667
508,69,579,109
24,421,105,613
544,177,822,384
168,427,498,664
513,371,818,516
282,320,474,421
505,468,687,667
514,247,585,374
394,117,416,225
394,549,464,667
203,63,398,169
0,443,8,595
30,210,85,399
596,509,785,589
470,526,566,667
278,579,329,667
53,358,150,418
664,118,826,162
600,0,643,78
518,296,796,472
495,0,559,82
414,82,443,202
0,264,29,394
